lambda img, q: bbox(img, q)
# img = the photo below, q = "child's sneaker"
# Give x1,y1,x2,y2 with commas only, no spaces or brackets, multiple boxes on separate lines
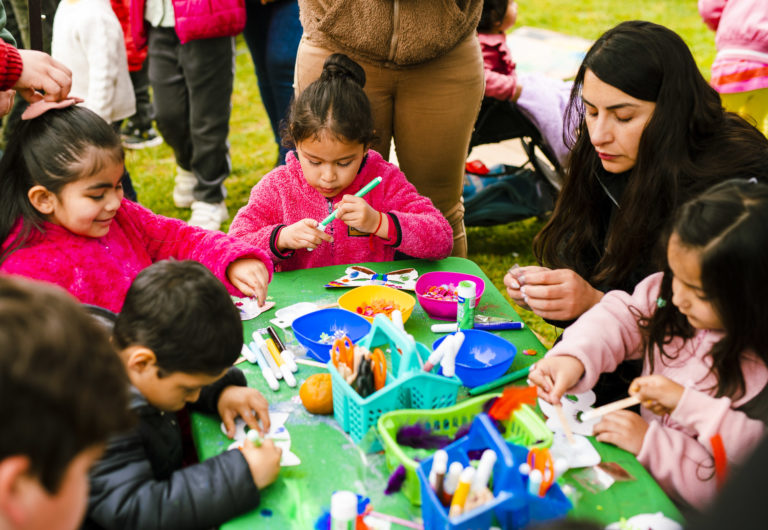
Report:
188,200,229,231
173,167,196,208
122,126,164,150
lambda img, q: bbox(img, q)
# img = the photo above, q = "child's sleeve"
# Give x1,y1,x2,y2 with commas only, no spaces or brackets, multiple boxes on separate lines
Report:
229,174,296,262
376,165,453,260
121,200,274,296
484,67,518,101
0,40,22,90
545,273,660,392
87,427,259,529
698,0,726,31
78,12,126,121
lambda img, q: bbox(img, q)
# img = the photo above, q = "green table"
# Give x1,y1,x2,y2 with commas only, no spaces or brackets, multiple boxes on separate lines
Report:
191,258,683,528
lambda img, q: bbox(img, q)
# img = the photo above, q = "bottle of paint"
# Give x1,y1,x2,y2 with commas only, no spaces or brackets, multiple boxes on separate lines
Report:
456,280,476,330
330,490,357,530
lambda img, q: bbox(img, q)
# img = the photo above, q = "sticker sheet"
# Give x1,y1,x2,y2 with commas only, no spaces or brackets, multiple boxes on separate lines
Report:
325,266,418,291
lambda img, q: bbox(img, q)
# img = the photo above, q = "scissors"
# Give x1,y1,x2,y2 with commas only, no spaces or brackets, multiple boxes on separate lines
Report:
331,336,354,372
527,447,555,497
369,348,387,391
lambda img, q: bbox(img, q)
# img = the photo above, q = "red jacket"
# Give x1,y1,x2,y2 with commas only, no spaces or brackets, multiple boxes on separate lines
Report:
0,41,22,90
110,0,147,71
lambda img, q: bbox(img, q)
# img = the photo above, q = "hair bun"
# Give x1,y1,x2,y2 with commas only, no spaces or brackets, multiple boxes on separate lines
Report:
320,53,366,88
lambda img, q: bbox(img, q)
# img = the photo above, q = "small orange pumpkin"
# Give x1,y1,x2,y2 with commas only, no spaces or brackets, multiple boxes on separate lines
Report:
299,373,334,415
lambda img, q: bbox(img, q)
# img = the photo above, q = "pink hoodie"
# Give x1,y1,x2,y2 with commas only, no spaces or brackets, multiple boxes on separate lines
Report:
0,199,273,312
478,32,518,101
547,272,767,508
229,150,453,272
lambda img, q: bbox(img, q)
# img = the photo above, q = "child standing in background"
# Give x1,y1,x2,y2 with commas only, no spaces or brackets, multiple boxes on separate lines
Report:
84,260,281,529
0,276,133,530
700,0,768,136
51,0,139,200
0,104,272,312
530,179,768,509
229,53,453,272
476,0,572,166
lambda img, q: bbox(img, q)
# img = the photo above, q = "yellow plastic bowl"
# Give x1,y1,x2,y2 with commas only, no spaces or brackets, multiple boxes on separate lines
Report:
337,285,416,324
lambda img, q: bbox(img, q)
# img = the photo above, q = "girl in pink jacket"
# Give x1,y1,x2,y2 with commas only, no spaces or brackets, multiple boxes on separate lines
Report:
530,179,768,509
229,53,453,272
0,103,272,312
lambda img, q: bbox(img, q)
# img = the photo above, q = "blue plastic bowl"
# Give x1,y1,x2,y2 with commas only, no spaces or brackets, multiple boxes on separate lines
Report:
291,308,372,362
432,329,516,388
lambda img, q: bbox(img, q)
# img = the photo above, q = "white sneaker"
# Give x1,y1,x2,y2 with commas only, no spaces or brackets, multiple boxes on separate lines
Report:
173,167,196,208
188,200,229,231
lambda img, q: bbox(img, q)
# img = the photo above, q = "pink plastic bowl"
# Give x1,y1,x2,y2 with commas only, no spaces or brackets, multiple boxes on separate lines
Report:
415,271,486,321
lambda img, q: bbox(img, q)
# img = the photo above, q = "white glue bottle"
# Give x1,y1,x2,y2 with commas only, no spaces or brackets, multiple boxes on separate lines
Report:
330,490,357,530
456,280,476,331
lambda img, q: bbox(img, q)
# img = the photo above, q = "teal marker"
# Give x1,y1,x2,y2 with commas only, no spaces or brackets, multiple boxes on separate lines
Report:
319,176,383,228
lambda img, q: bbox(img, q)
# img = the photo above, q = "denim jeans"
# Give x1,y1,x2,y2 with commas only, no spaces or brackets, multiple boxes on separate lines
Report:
243,0,302,166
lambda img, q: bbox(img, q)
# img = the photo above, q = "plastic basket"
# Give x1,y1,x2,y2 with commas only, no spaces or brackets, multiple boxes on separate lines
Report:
329,315,461,444
378,396,552,505
417,414,571,530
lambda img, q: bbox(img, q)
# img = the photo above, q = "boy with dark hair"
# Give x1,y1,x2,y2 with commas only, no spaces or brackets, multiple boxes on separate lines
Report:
84,259,281,530
0,277,133,530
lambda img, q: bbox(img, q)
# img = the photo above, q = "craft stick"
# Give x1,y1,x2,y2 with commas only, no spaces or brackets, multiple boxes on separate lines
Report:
553,403,575,444
468,365,531,396
294,358,328,369
319,176,382,228
580,396,641,422
367,512,424,530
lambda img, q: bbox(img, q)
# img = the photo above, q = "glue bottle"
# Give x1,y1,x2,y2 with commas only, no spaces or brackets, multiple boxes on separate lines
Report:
330,490,357,530
456,280,476,331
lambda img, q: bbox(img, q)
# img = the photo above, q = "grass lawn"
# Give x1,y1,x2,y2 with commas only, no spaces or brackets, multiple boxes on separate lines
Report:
124,0,716,347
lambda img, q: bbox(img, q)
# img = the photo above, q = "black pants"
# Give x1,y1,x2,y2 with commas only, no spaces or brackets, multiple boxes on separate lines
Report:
126,63,153,132
148,28,234,203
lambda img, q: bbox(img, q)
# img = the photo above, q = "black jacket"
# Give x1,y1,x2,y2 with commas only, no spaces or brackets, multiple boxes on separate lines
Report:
83,368,259,530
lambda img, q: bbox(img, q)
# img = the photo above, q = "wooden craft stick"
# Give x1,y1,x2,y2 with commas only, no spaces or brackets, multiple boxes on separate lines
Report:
553,403,575,444
580,396,641,422
294,358,328,369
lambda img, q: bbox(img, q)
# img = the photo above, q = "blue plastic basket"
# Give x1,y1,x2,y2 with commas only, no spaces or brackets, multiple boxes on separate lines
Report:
329,315,461,444
417,414,571,530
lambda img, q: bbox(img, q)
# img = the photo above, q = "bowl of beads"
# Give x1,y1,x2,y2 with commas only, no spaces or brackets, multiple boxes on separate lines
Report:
291,308,372,363
337,285,416,324
415,271,486,321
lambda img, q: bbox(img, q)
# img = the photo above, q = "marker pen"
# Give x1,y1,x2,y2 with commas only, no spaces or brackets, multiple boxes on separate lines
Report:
448,466,475,518
442,462,463,506
470,449,497,494
264,337,297,387
423,333,456,372
527,469,543,497
246,343,280,391
440,331,465,378
252,332,282,380
267,326,298,373
429,450,448,500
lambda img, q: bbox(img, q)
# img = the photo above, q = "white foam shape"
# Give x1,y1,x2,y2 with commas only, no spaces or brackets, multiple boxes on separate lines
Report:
549,432,601,469
231,297,275,321
605,512,683,530
538,390,599,436
270,302,319,329
222,412,299,467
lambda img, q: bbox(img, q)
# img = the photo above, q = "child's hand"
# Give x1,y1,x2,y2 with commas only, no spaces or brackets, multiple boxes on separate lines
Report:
278,219,333,251
240,438,282,489
218,386,271,437
593,410,649,455
629,375,685,416
528,355,585,405
227,258,269,305
336,195,384,235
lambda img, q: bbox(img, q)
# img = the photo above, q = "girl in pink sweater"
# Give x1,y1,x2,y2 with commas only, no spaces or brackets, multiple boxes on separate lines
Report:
0,103,272,312
229,53,453,272
530,179,768,508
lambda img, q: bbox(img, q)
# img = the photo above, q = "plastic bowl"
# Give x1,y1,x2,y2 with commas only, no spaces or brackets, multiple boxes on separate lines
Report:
337,285,415,324
291,308,371,362
415,271,486,321
432,329,516,388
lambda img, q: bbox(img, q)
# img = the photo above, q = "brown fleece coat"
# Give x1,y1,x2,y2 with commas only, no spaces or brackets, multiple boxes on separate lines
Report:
298,0,483,67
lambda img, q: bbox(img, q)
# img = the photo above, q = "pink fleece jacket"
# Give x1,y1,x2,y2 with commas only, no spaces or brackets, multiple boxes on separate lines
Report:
229,150,453,272
478,32,518,101
0,199,273,312
547,272,767,508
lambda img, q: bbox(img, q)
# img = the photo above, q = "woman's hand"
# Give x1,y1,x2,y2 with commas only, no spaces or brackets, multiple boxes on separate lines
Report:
528,355,585,405
515,268,604,321
336,195,385,236
504,265,550,310
227,258,269,305
278,219,333,251
593,410,649,455
629,375,685,416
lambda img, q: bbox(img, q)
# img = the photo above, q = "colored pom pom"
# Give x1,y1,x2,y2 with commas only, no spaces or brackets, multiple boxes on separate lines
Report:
396,424,452,449
385,465,407,494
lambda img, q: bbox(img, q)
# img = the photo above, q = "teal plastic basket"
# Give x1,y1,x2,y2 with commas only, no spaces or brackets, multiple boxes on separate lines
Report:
329,315,461,444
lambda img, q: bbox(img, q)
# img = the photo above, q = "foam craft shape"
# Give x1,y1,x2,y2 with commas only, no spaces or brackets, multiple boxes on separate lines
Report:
221,412,301,467
606,512,683,530
270,302,319,329
538,390,600,436
325,266,418,291
549,431,601,469
231,297,275,321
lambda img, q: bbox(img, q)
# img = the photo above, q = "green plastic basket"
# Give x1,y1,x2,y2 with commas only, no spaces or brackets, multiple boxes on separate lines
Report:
377,394,552,505
330,315,461,445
